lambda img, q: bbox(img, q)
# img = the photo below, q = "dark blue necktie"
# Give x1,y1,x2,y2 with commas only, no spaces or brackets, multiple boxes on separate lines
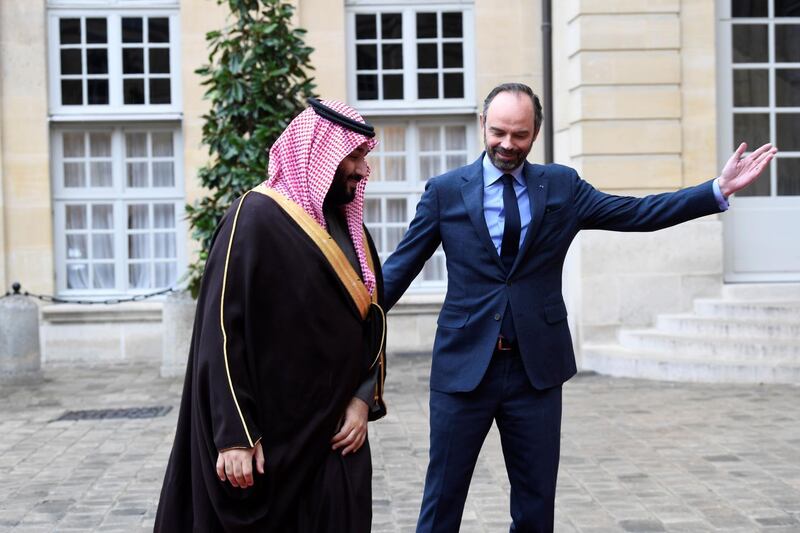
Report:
500,174,521,271
500,174,520,342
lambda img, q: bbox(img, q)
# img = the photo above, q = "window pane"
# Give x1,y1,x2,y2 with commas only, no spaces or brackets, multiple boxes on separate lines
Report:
61,49,82,75
420,155,440,178
383,74,404,100
67,264,89,289
444,73,464,98
126,133,147,157
122,48,144,74
386,199,406,222
154,234,176,258
416,13,437,38
733,113,770,148
777,158,800,195
128,204,149,229
129,264,150,289
446,154,467,169
443,43,463,68
150,79,171,104
357,74,378,100
423,256,444,281
129,235,150,258
732,25,767,63
64,162,85,187
154,262,177,287
383,126,405,151
418,73,438,99
381,13,402,39
732,0,768,17
90,162,113,187
418,43,438,68
92,235,114,259
86,18,107,44
442,13,463,38
356,14,376,39
67,235,88,259
148,18,170,43
776,1,800,16
776,69,800,107
149,48,170,73
153,162,174,187
384,156,406,181
364,199,381,224
89,133,111,157
122,18,143,43
356,44,377,70
61,80,83,105
777,114,800,151
63,132,85,157
152,132,174,157
419,127,441,151
127,162,149,187
93,264,115,289
123,79,145,104
59,18,81,45
154,204,176,228
92,205,113,229
87,79,109,105
445,126,467,150
733,69,769,107
387,227,405,250
776,25,800,62
66,205,87,229
382,44,403,69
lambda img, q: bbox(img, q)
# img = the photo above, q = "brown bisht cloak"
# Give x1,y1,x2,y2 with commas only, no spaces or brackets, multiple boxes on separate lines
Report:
155,187,386,532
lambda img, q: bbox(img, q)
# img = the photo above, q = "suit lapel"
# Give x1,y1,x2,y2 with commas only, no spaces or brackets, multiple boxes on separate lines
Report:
510,163,547,275
460,156,506,271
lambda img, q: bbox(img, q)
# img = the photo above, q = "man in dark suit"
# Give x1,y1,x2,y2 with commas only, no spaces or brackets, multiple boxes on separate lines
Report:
382,82,776,533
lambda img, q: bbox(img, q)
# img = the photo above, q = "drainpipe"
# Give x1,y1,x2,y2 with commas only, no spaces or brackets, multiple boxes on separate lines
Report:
542,0,554,164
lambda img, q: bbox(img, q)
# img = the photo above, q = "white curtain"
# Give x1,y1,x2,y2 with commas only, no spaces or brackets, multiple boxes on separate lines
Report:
91,204,115,289
128,204,150,288
65,205,88,289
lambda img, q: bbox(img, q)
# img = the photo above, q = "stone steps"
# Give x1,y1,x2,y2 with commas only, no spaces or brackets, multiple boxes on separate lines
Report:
581,284,800,384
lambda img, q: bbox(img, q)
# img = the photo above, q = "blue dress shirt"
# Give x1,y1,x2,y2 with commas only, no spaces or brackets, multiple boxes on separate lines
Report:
482,154,531,256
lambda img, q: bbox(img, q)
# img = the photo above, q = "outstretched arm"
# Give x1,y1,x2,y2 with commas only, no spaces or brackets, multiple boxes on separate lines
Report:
717,142,778,198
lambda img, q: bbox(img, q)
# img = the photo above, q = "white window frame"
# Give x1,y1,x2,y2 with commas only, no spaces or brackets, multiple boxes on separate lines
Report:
717,0,800,198
51,124,187,296
346,3,476,115
365,115,478,291
47,8,182,118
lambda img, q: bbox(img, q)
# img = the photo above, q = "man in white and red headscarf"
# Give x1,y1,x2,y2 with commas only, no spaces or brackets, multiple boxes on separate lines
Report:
156,99,386,533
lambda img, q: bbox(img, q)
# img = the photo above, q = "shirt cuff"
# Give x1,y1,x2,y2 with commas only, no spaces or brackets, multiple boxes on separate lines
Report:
712,177,730,211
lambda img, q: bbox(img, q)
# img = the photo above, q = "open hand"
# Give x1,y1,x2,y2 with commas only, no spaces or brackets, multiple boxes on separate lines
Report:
331,397,369,456
718,142,778,197
216,440,265,488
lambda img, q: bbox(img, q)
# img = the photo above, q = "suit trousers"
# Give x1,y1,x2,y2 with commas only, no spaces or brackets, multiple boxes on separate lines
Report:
417,350,563,533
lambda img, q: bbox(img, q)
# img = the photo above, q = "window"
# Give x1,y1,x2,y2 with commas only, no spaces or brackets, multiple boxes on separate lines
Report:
348,4,474,111
364,118,477,288
722,0,800,196
48,10,180,115
52,126,185,294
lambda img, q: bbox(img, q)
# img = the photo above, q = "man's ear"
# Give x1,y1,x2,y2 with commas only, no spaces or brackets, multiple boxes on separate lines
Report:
479,113,485,130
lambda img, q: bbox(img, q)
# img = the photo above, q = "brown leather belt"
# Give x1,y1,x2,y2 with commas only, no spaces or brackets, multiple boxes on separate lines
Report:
495,336,516,352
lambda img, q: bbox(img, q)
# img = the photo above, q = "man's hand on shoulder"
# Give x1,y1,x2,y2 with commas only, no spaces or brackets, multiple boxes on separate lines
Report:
331,397,369,456
718,142,778,198
216,440,265,488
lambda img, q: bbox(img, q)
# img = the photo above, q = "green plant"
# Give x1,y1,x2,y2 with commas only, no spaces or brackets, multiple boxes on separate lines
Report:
186,0,316,297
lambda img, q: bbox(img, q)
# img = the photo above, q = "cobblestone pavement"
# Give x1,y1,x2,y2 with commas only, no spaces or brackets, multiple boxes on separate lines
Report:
1,354,799,532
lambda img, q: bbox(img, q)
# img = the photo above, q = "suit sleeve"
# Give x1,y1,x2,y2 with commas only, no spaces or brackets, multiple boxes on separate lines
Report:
574,174,723,232
195,195,263,452
382,178,443,309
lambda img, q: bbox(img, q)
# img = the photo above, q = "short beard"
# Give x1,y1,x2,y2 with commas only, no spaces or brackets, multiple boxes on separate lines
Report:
484,133,533,171
325,170,358,206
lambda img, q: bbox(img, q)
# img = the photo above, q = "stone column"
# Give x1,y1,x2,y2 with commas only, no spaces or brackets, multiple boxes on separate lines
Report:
161,290,197,378
0,291,42,384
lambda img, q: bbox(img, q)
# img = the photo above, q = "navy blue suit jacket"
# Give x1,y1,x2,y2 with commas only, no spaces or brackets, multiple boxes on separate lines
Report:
383,155,722,393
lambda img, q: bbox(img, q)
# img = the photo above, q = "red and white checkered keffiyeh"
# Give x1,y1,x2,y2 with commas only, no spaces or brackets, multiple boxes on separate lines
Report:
265,100,379,294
